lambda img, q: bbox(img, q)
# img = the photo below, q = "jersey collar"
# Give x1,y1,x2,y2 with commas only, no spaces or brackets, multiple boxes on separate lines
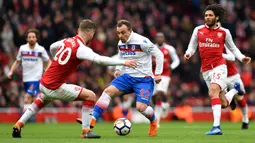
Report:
125,31,134,43
27,43,38,50
75,35,85,45
205,24,220,30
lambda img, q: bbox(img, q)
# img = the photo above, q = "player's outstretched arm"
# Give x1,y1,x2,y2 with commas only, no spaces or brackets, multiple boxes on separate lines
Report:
7,60,21,79
225,29,251,64
77,45,136,67
222,45,235,61
185,26,199,61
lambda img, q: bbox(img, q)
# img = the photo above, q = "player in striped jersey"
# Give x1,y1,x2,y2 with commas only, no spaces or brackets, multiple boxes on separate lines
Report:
8,29,51,114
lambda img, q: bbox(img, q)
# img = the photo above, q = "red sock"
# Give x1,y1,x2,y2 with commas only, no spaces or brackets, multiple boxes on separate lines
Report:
83,100,95,107
237,98,246,108
35,99,45,109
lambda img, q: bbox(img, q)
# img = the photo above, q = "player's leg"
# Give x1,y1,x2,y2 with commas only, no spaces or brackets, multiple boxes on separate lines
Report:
13,83,53,138
228,74,249,129
23,82,37,113
134,77,157,136
121,94,134,118
91,74,129,129
204,65,227,135
53,83,100,138
12,97,51,138
206,83,223,135
152,76,170,128
152,91,163,127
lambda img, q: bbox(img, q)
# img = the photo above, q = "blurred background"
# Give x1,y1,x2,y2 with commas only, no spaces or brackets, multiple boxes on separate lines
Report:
0,0,255,123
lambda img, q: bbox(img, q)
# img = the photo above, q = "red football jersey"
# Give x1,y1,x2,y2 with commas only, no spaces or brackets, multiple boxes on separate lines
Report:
223,48,238,77
41,36,84,89
197,26,227,72
226,61,238,77
152,45,171,76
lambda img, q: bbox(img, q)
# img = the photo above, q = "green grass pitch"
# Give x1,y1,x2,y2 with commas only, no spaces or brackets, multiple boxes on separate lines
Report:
0,121,254,143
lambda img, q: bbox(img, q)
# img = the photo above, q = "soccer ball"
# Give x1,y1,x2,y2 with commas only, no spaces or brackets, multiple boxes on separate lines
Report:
113,118,132,136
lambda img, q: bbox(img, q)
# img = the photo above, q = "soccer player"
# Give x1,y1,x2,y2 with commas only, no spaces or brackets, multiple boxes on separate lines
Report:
184,4,251,135
76,54,134,124
219,46,249,129
12,19,137,139
152,32,180,127
90,19,164,137
7,29,51,114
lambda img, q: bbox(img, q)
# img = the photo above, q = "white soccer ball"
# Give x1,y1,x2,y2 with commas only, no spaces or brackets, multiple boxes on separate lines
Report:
113,118,132,136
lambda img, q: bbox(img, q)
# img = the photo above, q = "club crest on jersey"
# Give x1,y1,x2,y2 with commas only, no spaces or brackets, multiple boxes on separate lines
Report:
74,87,81,91
131,45,136,51
217,32,222,38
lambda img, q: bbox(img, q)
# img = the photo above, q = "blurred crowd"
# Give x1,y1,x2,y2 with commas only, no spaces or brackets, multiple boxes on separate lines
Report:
0,0,255,108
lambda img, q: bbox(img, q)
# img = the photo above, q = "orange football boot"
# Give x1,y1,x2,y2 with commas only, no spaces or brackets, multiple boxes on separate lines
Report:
149,119,158,136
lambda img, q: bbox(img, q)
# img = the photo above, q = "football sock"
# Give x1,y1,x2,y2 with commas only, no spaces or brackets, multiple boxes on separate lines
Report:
122,109,129,117
225,89,237,105
154,101,162,123
23,104,31,113
82,100,95,129
237,97,249,123
211,98,221,127
141,106,156,122
19,98,45,123
92,92,111,120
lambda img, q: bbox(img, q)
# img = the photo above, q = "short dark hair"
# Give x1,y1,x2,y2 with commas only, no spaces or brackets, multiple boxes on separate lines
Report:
203,4,227,22
117,20,132,30
79,19,96,33
25,28,40,40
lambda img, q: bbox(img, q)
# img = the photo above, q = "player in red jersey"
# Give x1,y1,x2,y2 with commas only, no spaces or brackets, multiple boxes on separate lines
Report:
184,4,251,135
12,19,136,139
219,46,249,129
152,32,180,127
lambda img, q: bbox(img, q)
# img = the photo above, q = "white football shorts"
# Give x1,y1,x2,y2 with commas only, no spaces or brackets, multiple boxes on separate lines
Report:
39,83,83,101
225,73,245,93
202,64,227,90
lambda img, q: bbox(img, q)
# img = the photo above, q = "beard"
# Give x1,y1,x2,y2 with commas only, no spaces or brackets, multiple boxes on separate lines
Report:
158,43,163,47
206,19,217,27
28,41,36,46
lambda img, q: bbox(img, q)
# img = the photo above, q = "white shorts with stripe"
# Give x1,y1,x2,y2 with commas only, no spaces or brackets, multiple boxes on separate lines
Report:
202,64,227,90
39,83,83,101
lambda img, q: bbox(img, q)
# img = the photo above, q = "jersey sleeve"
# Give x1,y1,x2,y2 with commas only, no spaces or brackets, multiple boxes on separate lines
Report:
141,38,164,75
50,40,64,56
41,47,50,61
115,51,124,71
16,47,22,61
76,44,125,66
185,27,198,56
222,45,235,61
168,46,180,70
224,29,245,61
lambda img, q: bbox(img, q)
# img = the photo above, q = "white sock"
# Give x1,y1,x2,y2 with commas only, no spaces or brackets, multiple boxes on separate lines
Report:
241,104,249,123
95,92,111,109
141,106,156,122
19,102,40,123
23,104,31,112
82,106,93,129
212,104,221,126
225,89,238,105
154,105,162,124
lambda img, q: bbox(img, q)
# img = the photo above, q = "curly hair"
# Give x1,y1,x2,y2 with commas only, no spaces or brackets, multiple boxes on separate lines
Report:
203,4,227,22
